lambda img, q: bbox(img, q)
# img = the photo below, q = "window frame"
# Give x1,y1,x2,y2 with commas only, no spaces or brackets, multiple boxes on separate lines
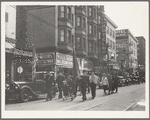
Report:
77,37,81,48
60,29,65,42
77,16,81,27
89,7,92,16
67,30,72,44
89,24,92,34
67,6,71,20
60,6,65,18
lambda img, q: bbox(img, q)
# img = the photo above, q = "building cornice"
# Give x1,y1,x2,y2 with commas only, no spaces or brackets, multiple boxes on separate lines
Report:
105,14,118,28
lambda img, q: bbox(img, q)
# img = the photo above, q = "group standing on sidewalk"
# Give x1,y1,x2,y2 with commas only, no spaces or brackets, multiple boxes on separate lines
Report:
45,70,119,102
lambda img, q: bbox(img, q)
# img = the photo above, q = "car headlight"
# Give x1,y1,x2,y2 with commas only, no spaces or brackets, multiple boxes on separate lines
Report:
15,84,20,90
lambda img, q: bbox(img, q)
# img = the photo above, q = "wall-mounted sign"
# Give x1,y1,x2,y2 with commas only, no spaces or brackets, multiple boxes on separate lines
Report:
100,12,107,56
17,66,23,74
116,30,128,36
37,52,55,65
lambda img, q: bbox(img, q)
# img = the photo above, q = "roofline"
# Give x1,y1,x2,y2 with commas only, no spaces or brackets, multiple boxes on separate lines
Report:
105,14,118,28
136,36,146,41
116,29,138,43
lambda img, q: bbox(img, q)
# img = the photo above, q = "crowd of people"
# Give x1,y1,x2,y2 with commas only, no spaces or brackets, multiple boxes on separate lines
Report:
45,70,119,102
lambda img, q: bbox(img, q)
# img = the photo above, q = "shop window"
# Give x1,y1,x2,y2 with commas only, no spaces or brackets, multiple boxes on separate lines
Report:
77,16,81,27
5,12,8,22
60,6,65,17
60,29,65,41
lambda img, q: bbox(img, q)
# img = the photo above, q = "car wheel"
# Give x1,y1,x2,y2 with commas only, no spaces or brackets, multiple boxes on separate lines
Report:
20,89,30,102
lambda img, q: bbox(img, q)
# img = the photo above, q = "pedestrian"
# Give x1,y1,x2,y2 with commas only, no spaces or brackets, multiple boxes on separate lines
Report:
89,71,99,99
66,75,74,100
62,80,69,100
45,72,55,101
108,74,113,94
79,70,89,101
112,74,119,93
101,73,109,95
56,71,65,99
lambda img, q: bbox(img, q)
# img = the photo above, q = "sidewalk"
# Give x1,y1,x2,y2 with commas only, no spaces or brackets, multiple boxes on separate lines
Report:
126,99,145,111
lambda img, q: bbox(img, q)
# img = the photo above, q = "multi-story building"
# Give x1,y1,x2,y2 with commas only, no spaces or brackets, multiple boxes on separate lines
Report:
12,5,118,80
136,36,145,70
116,29,138,74
5,5,16,83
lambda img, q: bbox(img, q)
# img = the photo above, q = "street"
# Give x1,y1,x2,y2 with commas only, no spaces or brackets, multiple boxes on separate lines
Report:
5,83,145,111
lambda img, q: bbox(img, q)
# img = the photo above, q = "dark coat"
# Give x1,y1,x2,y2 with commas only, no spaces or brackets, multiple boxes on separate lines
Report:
56,74,65,88
80,75,89,85
112,75,118,87
46,75,55,89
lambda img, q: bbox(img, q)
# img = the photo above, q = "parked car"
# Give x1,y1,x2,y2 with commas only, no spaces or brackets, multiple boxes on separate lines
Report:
118,76,126,87
5,74,47,102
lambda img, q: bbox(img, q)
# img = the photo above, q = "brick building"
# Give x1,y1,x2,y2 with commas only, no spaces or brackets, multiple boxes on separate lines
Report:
14,5,118,79
116,29,138,74
136,36,145,70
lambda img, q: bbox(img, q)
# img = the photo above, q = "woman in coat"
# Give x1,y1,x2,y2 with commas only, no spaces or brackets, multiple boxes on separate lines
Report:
101,73,109,95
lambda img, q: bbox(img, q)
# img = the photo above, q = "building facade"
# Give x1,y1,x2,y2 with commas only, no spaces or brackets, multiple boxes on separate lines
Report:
13,5,118,80
116,29,138,74
136,36,145,70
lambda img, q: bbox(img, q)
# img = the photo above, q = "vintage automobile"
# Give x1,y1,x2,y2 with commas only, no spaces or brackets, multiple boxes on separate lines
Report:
5,72,56,102
118,76,126,87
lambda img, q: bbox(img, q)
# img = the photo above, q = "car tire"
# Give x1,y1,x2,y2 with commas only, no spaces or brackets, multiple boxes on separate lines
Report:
20,89,30,102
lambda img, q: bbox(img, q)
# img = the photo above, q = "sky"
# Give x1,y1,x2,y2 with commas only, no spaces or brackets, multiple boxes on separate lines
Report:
98,2,149,41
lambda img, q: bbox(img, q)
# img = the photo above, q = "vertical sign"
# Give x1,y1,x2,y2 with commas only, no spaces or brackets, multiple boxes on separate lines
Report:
100,7,107,56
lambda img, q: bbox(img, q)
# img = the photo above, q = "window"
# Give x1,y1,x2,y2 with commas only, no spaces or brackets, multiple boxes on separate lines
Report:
94,43,97,53
113,31,115,38
94,25,96,35
83,37,86,49
99,32,101,39
60,29,65,41
60,6,64,17
77,37,81,48
5,12,8,22
83,17,86,29
72,35,74,45
98,16,101,24
77,16,81,27
110,28,112,36
67,30,71,43
94,8,96,18
89,25,92,34
89,42,92,52
107,26,109,34
67,7,71,20
89,7,92,16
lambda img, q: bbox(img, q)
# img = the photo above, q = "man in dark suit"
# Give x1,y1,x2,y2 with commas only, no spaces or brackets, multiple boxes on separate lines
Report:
80,70,89,101
46,72,55,101
56,71,65,99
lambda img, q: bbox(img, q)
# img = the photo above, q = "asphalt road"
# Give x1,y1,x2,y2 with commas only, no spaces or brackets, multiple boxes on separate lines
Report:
5,83,145,111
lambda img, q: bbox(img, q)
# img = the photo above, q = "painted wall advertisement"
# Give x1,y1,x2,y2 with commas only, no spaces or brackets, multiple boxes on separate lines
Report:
100,11,107,56
116,39,128,54
116,29,128,36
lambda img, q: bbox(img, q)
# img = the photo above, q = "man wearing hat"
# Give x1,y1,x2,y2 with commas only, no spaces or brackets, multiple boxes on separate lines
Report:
79,70,89,101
